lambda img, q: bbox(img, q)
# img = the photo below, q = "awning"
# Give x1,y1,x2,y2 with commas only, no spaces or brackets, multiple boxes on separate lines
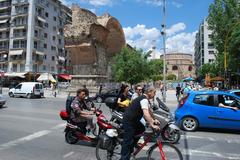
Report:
4,72,27,78
37,73,56,82
58,74,72,80
36,51,44,55
0,19,8,24
37,16,46,23
9,50,23,56
0,0,8,2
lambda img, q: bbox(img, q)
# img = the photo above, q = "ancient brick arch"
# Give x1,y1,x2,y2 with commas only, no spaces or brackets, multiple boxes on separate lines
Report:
64,5,126,76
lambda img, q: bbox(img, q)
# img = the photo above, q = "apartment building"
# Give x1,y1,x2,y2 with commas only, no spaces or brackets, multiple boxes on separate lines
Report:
0,0,71,75
194,19,216,70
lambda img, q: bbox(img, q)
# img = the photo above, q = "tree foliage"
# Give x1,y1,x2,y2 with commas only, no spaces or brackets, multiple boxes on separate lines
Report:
112,47,149,85
111,47,164,84
208,0,240,73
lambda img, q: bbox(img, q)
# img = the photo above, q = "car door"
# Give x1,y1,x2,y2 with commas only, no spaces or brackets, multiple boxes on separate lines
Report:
192,94,218,128
14,84,22,96
215,94,240,130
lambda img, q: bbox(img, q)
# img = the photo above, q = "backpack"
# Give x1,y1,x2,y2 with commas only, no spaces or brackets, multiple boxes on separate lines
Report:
66,96,75,114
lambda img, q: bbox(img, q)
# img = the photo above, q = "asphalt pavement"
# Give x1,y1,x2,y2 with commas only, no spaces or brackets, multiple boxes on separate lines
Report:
1,88,240,160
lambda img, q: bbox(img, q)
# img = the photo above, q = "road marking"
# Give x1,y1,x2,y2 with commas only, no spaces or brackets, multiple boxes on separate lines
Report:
182,149,240,160
0,130,51,150
63,152,74,158
185,135,216,141
51,123,66,130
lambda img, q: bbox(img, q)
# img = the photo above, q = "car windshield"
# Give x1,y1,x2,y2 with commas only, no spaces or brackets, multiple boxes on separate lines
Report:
233,91,240,97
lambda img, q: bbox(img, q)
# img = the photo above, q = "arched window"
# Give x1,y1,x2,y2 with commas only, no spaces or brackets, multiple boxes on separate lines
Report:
188,66,192,71
172,65,178,70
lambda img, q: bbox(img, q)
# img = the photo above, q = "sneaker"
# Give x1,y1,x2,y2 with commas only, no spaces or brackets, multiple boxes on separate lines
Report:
86,131,96,139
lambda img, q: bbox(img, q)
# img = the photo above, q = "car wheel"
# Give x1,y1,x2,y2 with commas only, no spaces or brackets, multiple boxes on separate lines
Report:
96,97,102,103
27,93,32,99
181,117,198,131
9,92,14,98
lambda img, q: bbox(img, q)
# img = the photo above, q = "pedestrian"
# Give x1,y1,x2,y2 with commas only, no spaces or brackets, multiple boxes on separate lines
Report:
176,83,181,102
51,82,56,97
116,84,130,112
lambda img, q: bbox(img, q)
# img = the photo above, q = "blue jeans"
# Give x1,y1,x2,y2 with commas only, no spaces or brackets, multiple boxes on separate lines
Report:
120,121,145,160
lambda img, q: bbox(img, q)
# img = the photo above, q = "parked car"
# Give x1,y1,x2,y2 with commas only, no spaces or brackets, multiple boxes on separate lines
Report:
175,90,240,131
0,94,6,107
94,88,133,103
9,82,44,98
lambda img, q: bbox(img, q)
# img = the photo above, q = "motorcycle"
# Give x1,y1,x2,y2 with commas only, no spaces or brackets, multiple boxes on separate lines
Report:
59,106,114,145
104,96,181,144
152,97,181,144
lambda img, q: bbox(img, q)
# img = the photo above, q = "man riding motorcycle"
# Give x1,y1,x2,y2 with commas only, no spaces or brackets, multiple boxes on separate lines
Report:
70,88,96,138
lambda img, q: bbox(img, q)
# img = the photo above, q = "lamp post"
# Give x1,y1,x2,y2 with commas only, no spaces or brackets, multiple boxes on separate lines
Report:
161,0,167,102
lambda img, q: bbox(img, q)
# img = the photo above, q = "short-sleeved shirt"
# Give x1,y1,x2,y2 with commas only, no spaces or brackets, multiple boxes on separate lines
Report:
123,95,150,126
70,97,89,123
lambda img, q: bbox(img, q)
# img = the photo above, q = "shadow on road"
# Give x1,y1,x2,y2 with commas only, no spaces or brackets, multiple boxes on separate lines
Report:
197,128,240,134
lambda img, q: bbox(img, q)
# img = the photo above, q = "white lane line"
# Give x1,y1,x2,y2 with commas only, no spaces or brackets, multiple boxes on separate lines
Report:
63,152,74,159
0,130,51,150
51,123,66,130
185,135,216,141
182,149,240,160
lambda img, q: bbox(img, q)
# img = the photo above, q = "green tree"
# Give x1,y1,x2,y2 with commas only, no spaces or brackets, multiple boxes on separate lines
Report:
167,74,177,80
208,0,240,73
148,59,163,81
112,47,149,85
198,63,218,78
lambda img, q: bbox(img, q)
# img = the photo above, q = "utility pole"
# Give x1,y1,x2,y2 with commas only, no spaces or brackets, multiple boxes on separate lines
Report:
161,0,167,102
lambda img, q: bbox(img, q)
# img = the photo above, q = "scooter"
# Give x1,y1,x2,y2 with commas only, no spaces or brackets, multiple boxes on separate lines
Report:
59,107,114,145
152,97,181,144
104,96,181,144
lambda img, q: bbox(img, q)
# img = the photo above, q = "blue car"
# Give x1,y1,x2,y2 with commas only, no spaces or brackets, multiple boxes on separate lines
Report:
175,90,240,131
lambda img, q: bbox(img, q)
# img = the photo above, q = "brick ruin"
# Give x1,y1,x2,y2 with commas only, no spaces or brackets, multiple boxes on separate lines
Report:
64,5,125,89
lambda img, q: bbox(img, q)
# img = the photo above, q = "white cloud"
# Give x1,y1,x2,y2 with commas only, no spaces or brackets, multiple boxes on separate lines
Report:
123,23,197,55
166,31,197,54
123,24,161,50
166,22,186,36
172,1,183,8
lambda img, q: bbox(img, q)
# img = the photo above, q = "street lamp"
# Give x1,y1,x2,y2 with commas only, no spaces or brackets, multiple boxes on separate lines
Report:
161,0,167,102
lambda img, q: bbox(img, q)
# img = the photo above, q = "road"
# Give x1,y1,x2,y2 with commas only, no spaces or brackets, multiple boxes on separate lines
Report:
0,91,239,160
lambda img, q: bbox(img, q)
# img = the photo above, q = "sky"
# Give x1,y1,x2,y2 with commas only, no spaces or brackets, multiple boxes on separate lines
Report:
60,0,214,57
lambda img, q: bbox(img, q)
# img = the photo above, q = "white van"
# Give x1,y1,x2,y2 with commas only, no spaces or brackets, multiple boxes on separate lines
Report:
9,82,44,98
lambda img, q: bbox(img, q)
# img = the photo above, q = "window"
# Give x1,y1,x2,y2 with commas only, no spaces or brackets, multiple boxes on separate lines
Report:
188,66,192,71
51,66,55,72
52,56,55,61
53,16,56,21
42,65,46,71
51,46,56,51
45,12,48,17
44,55,47,59
208,43,214,49
44,43,47,49
44,33,48,38
172,65,178,70
193,94,215,106
209,51,214,55
15,84,22,89
58,39,62,45
44,23,48,28
53,26,57,31
52,36,56,41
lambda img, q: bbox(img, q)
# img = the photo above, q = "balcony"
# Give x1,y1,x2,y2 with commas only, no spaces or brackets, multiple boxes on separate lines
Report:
12,11,28,17
12,33,27,40
0,36,9,41
12,0,29,6
9,54,25,62
0,46,8,51
12,43,27,49
0,24,9,31
0,12,10,18
0,2,11,10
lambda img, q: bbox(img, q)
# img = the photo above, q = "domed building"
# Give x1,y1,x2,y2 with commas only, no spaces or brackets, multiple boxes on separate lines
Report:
160,53,196,80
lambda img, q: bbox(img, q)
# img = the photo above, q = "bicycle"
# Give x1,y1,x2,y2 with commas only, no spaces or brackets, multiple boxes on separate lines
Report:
96,126,183,160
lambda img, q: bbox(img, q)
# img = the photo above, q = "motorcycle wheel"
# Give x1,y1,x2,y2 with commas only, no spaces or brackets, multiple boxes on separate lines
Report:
65,130,78,144
96,140,121,160
161,127,181,144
